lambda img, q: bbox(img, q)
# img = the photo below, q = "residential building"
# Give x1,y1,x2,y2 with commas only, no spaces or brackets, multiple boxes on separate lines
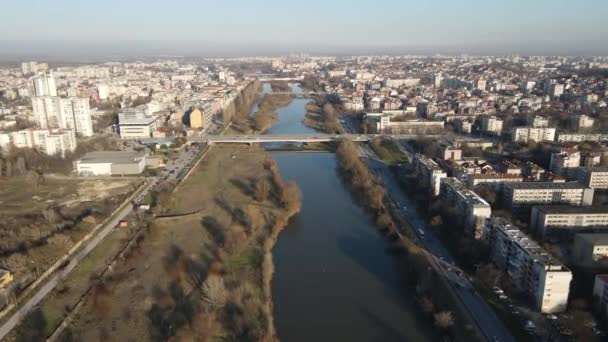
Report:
504,182,594,213
511,127,556,143
61,97,93,137
76,151,146,176
550,151,580,176
440,177,491,239
573,234,608,267
480,116,503,136
557,134,608,143
592,275,608,317
32,96,62,128
577,166,608,189
531,206,608,238
2,129,76,157
527,115,550,128
572,114,594,130
32,71,57,97
365,114,444,134
484,217,572,313
413,154,447,196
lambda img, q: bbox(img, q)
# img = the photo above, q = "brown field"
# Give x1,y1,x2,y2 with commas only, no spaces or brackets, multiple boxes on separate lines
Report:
36,145,299,341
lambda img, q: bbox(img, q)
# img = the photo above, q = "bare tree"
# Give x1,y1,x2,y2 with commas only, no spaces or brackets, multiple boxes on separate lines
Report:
254,177,270,202
202,276,227,310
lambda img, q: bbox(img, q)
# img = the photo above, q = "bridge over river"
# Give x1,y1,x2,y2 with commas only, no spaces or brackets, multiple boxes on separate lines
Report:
189,133,440,145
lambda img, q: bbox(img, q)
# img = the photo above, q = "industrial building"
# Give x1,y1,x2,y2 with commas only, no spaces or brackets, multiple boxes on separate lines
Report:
75,151,146,176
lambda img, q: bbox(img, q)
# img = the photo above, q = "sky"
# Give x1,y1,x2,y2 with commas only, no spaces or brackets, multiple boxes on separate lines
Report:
0,0,607,58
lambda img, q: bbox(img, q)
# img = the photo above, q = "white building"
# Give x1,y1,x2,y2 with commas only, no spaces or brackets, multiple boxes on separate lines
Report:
118,110,158,139
511,127,556,143
413,154,447,196
440,177,492,239
32,96,62,128
76,151,146,176
484,217,572,313
1,129,76,157
32,96,93,137
577,166,608,189
61,97,94,137
98,84,110,100
550,151,580,175
531,206,608,238
32,72,57,97
557,134,608,143
504,182,594,212
480,116,503,135
573,114,594,130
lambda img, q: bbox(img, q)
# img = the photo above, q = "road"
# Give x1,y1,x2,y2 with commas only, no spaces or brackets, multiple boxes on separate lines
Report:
0,142,207,340
362,149,514,342
338,111,514,342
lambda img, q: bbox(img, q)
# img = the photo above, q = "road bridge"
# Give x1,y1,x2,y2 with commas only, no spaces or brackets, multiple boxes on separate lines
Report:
189,133,440,145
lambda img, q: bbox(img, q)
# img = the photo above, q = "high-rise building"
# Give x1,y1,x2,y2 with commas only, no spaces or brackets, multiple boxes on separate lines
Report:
32,72,57,97
61,97,94,137
32,96,62,129
32,96,93,137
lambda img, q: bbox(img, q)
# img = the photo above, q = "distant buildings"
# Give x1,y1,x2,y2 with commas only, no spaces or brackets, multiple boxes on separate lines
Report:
365,114,443,134
76,151,146,176
557,134,608,143
484,217,572,313
32,72,57,97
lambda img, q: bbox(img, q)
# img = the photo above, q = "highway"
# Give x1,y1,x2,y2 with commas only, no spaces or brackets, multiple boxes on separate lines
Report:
0,143,206,340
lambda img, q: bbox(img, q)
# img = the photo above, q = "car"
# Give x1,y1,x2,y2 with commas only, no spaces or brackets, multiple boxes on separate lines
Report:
524,320,536,332
492,286,504,294
417,229,425,236
546,314,558,320
498,294,508,300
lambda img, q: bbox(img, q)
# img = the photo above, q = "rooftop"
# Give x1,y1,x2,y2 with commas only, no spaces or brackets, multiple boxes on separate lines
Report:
533,205,608,215
506,181,587,190
78,151,145,164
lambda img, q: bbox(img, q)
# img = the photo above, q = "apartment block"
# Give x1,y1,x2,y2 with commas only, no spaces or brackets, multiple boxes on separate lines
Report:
593,275,608,317
440,177,491,239
504,182,594,213
484,217,572,313
511,127,556,143
1,129,76,157
550,151,580,176
577,166,608,189
480,116,503,135
413,154,447,196
557,134,608,143
531,206,608,238
573,234,608,267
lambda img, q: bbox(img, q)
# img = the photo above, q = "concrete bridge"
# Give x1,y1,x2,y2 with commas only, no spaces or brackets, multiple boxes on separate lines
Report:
189,134,439,145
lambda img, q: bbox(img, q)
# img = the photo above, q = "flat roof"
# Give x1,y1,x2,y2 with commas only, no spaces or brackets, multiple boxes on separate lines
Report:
533,205,608,215
506,182,587,190
78,151,145,164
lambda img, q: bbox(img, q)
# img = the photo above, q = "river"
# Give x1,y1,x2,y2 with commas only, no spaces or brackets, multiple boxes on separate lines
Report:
262,83,436,341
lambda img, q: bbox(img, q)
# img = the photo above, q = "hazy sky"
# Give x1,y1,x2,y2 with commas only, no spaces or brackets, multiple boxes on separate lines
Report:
1,0,607,57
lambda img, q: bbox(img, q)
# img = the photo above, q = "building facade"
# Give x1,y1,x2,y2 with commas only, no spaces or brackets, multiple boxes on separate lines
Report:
440,177,492,239
484,217,572,313
504,182,594,213
531,206,608,238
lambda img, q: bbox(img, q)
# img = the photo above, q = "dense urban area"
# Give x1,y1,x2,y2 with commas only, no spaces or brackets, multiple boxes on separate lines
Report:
2,54,608,341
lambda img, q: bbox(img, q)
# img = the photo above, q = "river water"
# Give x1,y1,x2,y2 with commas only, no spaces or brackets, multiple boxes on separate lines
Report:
262,83,436,341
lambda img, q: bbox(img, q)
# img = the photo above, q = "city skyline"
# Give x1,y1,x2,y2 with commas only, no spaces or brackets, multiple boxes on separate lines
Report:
1,0,607,58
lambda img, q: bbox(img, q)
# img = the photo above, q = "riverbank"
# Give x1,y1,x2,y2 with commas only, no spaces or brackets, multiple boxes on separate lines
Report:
302,99,341,134
42,145,300,341
334,139,478,341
